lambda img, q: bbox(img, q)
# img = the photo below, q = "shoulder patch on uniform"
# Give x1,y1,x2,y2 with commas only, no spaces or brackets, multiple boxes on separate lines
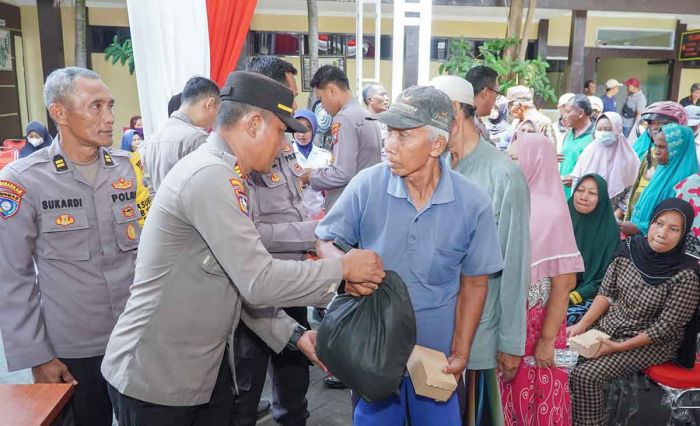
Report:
0,180,26,220
111,177,134,190
229,178,249,216
53,155,68,172
331,122,341,145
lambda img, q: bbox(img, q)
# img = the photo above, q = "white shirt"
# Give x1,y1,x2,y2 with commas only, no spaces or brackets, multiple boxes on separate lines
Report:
293,143,332,218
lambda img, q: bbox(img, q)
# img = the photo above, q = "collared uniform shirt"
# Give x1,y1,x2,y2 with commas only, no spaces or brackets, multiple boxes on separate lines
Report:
248,140,320,261
101,133,343,407
0,139,150,371
309,99,382,210
139,110,209,196
293,142,332,218
315,162,504,355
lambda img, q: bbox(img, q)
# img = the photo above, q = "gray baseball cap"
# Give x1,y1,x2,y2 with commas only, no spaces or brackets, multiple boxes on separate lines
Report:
686,105,700,127
368,85,454,133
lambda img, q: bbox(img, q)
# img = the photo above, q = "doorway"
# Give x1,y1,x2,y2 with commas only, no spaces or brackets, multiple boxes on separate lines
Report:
595,57,671,108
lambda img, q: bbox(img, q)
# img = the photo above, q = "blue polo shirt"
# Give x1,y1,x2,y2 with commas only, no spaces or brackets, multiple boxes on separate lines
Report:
316,162,504,355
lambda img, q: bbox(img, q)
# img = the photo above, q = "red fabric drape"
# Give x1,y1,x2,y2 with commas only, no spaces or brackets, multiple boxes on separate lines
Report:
206,0,258,87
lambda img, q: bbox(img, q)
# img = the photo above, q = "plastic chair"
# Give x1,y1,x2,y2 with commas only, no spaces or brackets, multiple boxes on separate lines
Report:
643,358,700,425
2,138,26,153
0,147,18,171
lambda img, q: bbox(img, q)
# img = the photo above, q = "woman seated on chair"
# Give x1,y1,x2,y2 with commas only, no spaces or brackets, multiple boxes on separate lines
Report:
567,198,700,426
566,174,620,326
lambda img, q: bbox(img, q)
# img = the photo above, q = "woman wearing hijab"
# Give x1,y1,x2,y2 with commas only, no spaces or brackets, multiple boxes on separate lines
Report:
486,99,513,150
120,129,142,153
500,132,585,426
625,102,687,218
292,109,331,219
620,123,699,236
566,174,621,326
571,112,640,219
568,198,700,426
20,121,51,158
675,173,700,259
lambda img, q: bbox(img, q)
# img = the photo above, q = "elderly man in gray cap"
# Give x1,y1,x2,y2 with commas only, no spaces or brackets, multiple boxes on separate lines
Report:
315,85,504,425
101,71,385,425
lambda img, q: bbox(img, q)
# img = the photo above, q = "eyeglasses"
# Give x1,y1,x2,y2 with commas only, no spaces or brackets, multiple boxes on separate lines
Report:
487,86,504,97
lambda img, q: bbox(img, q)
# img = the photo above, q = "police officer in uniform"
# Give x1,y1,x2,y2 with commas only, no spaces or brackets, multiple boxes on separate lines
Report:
101,71,385,426
0,67,151,426
301,65,382,211
232,56,318,426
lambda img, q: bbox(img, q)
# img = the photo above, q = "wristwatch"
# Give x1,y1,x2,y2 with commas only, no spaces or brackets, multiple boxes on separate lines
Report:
286,325,307,351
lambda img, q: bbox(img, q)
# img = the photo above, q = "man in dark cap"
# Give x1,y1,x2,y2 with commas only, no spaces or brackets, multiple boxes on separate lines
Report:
100,71,386,425
315,85,504,424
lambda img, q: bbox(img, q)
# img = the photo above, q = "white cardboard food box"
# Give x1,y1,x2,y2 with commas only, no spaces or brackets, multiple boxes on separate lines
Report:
568,329,611,358
406,345,458,402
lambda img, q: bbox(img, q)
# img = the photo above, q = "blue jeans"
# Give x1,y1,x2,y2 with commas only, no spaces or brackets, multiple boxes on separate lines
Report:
353,376,460,425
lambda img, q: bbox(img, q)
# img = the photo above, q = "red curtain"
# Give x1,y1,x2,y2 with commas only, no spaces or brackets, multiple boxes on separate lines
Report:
206,0,258,87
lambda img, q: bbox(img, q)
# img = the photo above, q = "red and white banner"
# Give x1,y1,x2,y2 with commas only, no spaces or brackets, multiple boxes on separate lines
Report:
126,0,257,136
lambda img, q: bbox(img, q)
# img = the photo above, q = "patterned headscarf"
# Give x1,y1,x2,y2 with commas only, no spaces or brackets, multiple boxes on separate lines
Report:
631,123,699,234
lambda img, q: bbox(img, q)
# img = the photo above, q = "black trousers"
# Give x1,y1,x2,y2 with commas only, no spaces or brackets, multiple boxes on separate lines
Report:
233,307,311,426
58,356,113,426
108,352,234,426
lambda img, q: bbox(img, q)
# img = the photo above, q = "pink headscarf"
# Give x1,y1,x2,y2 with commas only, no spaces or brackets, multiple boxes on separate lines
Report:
571,112,641,198
511,132,585,284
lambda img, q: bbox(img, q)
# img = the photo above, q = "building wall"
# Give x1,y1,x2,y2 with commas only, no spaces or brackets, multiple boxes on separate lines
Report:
91,52,140,134
19,5,45,128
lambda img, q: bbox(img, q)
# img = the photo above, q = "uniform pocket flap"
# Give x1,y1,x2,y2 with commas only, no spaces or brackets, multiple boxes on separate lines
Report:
260,170,287,188
200,253,228,277
112,203,141,224
40,209,90,233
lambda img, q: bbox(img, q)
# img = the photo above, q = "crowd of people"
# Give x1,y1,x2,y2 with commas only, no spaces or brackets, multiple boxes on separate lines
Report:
0,55,699,426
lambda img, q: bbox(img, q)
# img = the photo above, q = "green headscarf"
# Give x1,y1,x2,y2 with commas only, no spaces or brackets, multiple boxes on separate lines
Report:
567,174,621,303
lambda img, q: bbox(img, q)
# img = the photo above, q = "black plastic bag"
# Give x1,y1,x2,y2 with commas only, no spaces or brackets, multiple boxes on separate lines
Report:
316,239,416,403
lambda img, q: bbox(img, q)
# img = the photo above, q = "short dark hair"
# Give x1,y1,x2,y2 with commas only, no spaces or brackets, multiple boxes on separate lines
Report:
465,65,498,95
181,76,220,105
167,93,182,116
216,100,269,130
584,80,596,90
129,115,141,129
691,83,700,93
310,65,350,91
243,55,298,85
567,94,592,116
458,103,476,120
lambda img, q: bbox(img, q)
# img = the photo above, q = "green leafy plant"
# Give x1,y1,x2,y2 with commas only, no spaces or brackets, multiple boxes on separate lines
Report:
439,37,556,103
104,35,134,75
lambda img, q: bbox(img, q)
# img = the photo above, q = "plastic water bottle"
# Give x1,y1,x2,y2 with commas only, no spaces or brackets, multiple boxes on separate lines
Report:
523,349,579,369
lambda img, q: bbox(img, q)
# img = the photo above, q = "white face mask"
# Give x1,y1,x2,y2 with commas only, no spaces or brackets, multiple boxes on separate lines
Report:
595,130,616,146
27,136,44,147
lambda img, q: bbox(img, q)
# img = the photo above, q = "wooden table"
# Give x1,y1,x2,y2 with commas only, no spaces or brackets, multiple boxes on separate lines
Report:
0,384,73,426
